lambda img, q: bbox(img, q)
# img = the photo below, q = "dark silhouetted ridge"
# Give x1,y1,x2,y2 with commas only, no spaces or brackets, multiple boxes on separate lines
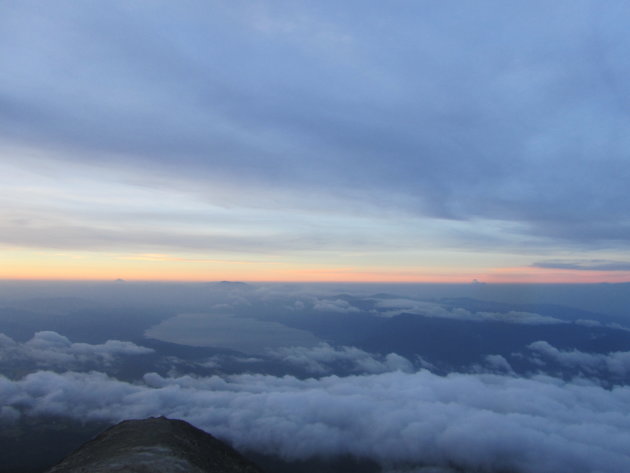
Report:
45,417,265,473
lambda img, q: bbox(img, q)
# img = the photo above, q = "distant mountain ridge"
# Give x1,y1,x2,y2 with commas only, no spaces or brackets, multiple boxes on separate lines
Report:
45,417,265,473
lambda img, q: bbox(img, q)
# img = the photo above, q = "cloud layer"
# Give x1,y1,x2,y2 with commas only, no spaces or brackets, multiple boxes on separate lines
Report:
0,331,153,369
2,368,629,473
2,0,630,275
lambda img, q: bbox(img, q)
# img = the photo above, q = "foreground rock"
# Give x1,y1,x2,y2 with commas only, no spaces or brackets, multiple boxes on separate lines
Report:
45,417,265,473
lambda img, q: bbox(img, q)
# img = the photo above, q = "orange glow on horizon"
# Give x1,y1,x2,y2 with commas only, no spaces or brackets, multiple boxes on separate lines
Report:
479,266,630,284
2,249,629,284
2,263,630,284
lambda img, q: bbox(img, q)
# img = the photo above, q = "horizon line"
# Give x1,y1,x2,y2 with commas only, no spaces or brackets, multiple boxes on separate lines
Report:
1,278,628,285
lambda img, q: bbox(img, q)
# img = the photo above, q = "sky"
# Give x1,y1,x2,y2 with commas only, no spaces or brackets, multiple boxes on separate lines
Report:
2,0,630,283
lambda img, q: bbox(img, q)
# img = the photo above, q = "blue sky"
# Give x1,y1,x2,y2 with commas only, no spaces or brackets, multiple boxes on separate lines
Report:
1,0,630,281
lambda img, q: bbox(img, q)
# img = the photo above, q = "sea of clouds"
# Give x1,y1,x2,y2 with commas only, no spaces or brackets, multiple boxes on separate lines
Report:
1,332,630,473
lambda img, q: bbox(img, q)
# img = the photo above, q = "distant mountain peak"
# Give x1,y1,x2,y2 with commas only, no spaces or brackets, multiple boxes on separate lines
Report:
45,417,265,473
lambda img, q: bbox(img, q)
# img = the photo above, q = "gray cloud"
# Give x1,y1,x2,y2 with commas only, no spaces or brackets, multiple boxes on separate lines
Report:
2,368,630,473
532,259,630,271
2,1,630,249
0,219,334,254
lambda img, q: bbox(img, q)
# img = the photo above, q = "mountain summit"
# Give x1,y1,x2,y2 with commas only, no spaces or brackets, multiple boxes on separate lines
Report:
45,417,265,473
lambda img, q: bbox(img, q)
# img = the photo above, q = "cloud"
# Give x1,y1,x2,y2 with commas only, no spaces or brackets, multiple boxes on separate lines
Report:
528,341,630,381
268,343,413,375
2,0,630,254
482,355,515,374
0,218,310,254
476,311,566,325
117,254,250,264
373,298,565,325
312,298,359,313
2,368,630,473
532,260,630,271
0,331,153,369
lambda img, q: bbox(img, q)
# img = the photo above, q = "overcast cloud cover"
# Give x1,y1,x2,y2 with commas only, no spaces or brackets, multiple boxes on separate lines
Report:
2,0,630,280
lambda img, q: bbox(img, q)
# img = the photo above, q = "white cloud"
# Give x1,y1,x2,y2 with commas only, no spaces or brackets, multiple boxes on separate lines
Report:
528,341,630,380
2,369,629,473
269,343,413,374
312,298,359,313
373,298,565,325
198,354,264,370
477,311,565,325
0,331,153,369
483,355,514,374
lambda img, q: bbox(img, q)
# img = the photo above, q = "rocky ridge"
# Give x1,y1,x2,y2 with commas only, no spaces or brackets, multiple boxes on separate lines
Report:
45,417,265,473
